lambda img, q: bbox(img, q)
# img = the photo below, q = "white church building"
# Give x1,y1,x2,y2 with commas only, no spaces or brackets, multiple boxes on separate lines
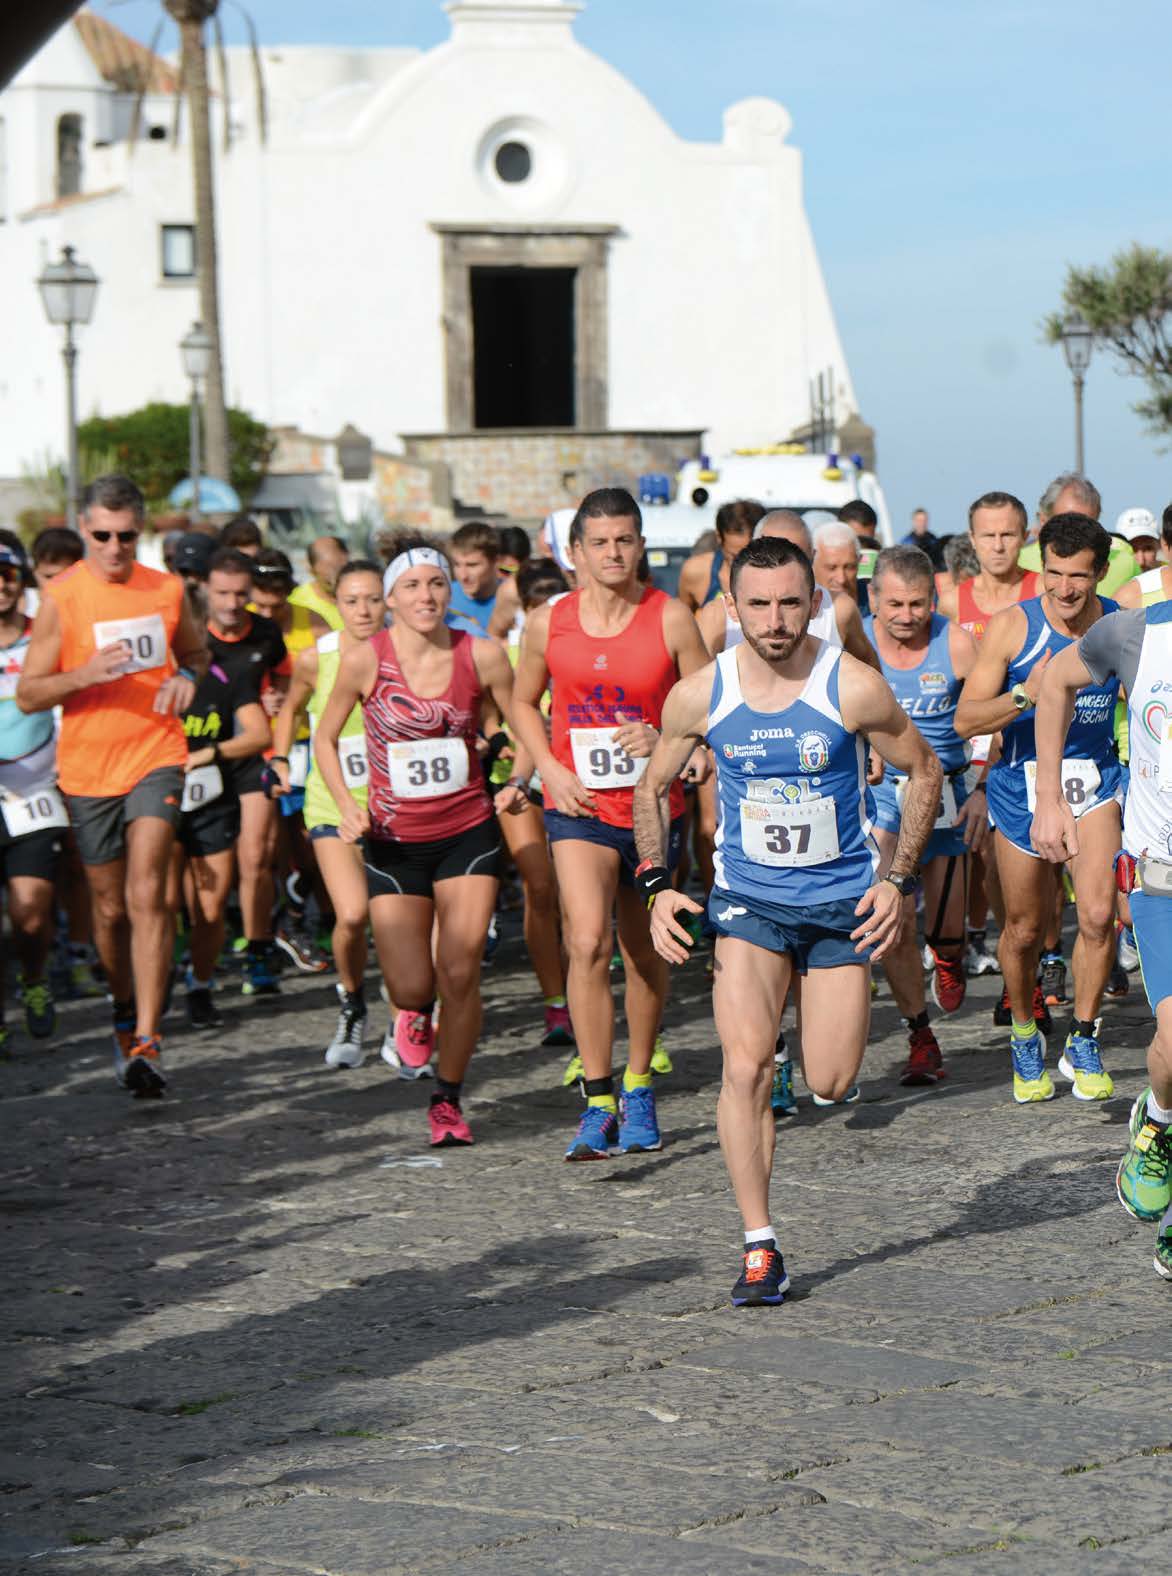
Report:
0,0,870,527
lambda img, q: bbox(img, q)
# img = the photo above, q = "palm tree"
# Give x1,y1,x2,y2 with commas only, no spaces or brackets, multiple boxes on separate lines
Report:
164,0,229,482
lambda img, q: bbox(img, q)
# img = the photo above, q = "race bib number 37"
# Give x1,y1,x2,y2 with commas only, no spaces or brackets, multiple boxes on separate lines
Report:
387,738,468,799
739,795,839,868
570,727,648,789
91,614,167,675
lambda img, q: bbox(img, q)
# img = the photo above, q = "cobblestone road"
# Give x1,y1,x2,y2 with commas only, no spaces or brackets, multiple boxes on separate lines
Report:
2,919,1170,1575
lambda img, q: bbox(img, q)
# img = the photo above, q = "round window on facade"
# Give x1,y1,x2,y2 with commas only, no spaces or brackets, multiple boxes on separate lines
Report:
494,140,532,183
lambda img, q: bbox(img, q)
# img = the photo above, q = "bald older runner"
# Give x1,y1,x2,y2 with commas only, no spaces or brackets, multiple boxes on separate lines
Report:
289,536,347,633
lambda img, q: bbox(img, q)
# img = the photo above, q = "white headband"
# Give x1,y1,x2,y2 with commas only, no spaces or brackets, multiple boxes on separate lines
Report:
383,547,450,597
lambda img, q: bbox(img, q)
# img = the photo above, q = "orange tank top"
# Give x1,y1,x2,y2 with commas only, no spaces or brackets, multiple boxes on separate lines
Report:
49,560,186,797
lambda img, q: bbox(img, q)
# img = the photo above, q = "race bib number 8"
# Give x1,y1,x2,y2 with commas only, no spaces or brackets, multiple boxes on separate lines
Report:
181,764,223,813
91,614,167,675
387,738,468,799
570,727,647,789
1024,758,1101,817
1,784,69,838
340,735,369,789
739,795,839,867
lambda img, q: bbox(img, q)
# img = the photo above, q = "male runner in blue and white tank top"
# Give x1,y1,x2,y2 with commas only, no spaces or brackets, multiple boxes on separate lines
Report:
633,535,942,1307
865,546,982,1085
1032,596,1172,1279
956,513,1122,1105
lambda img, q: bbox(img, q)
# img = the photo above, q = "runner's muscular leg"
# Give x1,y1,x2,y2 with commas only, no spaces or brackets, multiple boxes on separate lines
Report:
432,875,499,1085
125,814,178,1038
314,839,368,994
993,830,1050,1022
873,825,923,1019
796,964,871,1100
615,882,670,1075
551,838,622,1082
1066,800,1122,1022
186,849,234,982
712,935,791,1231
499,804,565,1001
237,792,278,942
369,893,435,1011
84,855,132,1002
6,875,55,980
921,852,967,960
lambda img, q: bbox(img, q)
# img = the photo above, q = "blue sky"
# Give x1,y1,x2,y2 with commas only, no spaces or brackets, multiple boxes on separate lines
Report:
104,0,1170,532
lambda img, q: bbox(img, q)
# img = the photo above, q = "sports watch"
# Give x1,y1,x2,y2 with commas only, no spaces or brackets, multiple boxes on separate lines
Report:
1011,682,1033,713
882,870,917,897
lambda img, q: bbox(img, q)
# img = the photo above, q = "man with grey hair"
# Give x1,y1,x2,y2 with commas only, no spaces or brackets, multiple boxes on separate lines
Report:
1038,473,1102,526
813,519,861,603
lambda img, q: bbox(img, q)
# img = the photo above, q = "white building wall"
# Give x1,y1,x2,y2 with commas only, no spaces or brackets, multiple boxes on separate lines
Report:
0,0,860,482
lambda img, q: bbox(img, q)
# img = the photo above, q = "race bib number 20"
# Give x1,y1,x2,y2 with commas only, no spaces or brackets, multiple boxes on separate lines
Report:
91,614,167,675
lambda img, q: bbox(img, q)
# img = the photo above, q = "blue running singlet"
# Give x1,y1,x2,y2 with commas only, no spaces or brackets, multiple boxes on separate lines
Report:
707,641,878,906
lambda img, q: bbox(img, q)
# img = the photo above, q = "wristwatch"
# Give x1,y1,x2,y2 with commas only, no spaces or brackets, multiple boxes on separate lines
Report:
882,870,917,897
1011,682,1033,713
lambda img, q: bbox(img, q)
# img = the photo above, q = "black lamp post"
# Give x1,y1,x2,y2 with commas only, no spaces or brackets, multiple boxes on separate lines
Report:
180,321,214,522
37,245,99,531
1059,310,1094,474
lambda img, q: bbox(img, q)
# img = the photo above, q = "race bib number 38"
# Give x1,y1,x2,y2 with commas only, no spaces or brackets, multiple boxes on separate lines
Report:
387,738,468,799
91,614,167,675
1024,758,1101,817
570,727,648,789
739,795,839,868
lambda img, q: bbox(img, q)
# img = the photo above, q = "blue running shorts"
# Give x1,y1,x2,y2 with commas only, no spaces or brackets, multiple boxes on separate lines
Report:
707,887,873,973
870,770,971,861
1131,890,1172,1011
986,758,1123,858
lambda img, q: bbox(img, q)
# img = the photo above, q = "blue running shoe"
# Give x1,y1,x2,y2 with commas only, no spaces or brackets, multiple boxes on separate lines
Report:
564,1105,618,1161
731,1241,790,1307
1011,1031,1054,1103
618,1084,662,1152
771,1058,797,1116
1058,1032,1113,1102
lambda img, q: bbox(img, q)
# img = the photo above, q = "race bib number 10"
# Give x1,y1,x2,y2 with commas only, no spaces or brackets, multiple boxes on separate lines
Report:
1,784,69,838
739,795,839,867
91,614,168,675
570,727,648,789
386,738,468,799
1024,758,1101,817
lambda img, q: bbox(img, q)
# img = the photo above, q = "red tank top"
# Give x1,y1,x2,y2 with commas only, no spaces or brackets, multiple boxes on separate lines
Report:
363,627,491,843
956,570,1041,642
548,586,684,830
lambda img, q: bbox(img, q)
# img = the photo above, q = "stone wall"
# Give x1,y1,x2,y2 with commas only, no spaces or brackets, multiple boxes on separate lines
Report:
401,430,704,524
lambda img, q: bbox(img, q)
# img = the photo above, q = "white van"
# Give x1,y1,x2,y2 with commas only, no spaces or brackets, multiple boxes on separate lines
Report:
675,450,894,546
639,501,718,595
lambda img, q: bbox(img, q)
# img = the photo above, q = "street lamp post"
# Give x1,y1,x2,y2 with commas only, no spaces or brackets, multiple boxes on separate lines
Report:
180,321,214,523
1059,310,1094,474
36,245,99,531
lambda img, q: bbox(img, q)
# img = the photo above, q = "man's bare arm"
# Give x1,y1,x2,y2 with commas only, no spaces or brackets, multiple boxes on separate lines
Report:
632,668,710,867
16,595,126,713
954,608,1037,738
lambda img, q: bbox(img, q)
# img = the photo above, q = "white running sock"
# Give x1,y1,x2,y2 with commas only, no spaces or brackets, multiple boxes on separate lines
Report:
1146,1092,1172,1127
744,1225,776,1247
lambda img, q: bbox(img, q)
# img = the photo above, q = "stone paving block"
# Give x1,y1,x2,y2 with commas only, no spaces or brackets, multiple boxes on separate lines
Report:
443,1529,817,1574
670,1332,983,1391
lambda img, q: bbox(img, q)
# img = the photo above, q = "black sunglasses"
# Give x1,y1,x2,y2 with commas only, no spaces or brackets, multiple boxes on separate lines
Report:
90,529,139,544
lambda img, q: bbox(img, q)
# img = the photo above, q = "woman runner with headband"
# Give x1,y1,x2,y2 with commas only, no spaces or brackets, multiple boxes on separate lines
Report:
314,536,526,1146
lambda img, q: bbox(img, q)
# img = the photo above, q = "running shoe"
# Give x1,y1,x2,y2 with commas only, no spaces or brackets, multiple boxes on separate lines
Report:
930,953,966,1015
1039,955,1067,1007
481,913,501,967
274,920,330,974
921,943,934,974
650,1034,673,1076
812,1084,861,1107
618,1084,662,1152
541,1003,574,1047
1117,924,1140,975
1155,1215,1172,1281
771,1057,798,1116
428,1096,473,1147
242,949,281,996
1116,1092,1172,1222
186,985,222,1030
1058,1032,1113,1102
1032,986,1053,1038
993,985,1012,1027
325,985,367,1069
1104,960,1130,999
561,1051,584,1088
964,937,1001,977
22,979,55,1040
731,1241,790,1307
1011,1031,1054,1103
564,1104,618,1161
120,1035,166,1098
900,1025,945,1086
111,1007,136,1081
380,1010,435,1079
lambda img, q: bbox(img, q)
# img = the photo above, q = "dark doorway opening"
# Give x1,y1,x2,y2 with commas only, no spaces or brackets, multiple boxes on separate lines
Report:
471,266,575,428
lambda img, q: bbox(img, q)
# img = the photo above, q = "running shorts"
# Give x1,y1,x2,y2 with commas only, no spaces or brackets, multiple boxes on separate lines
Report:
870,769,972,861
544,809,684,887
1131,890,1172,1011
707,886,873,973
0,823,62,884
178,791,240,859
363,816,501,900
986,758,1123,858
65,765,184,866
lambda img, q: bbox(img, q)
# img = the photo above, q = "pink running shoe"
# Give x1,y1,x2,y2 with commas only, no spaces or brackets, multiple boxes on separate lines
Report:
380,1010,435,1079
541,1003,574,1047
428,1097,473,1147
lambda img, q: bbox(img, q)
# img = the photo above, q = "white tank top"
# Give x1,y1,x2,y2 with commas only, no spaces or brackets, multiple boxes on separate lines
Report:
724,583,841,652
